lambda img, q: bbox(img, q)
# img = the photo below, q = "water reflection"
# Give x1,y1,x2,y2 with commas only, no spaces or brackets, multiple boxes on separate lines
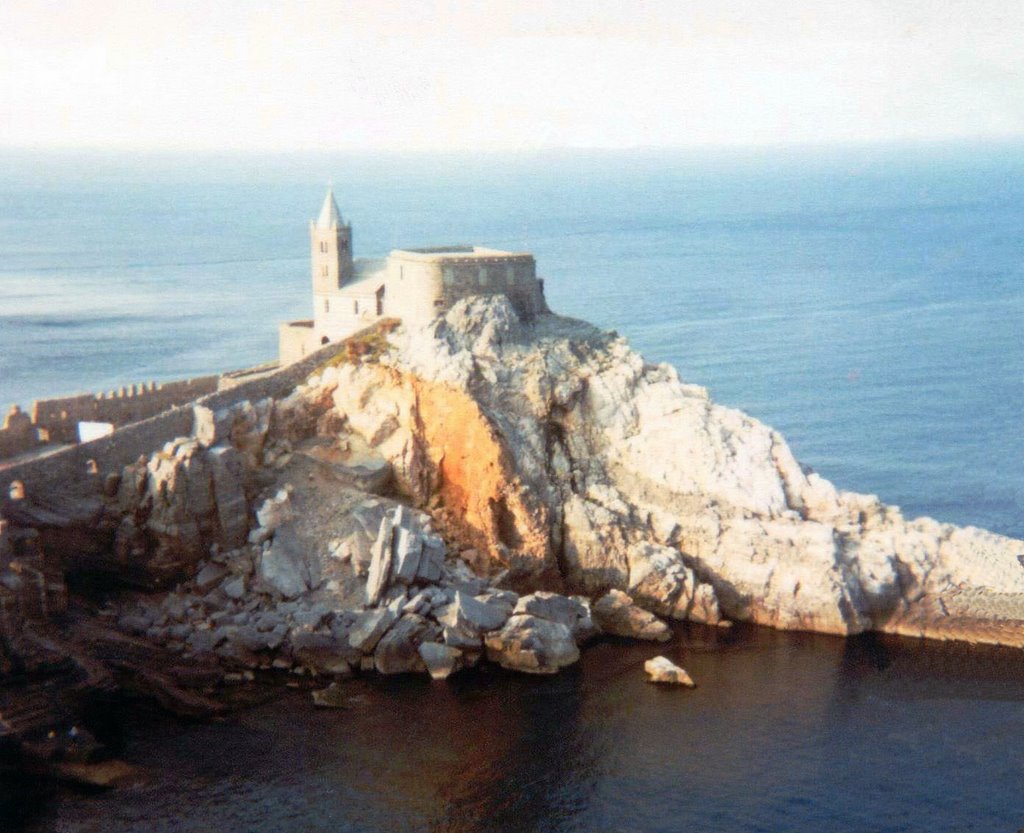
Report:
9,626,1024,832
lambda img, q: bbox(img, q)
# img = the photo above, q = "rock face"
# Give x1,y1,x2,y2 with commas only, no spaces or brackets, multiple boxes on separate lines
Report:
296,295,1024,647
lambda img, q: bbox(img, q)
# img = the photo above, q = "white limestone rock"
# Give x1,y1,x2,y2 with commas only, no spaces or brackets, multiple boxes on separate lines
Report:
257,523,319,599
289,295,1024,648
513,591,600,643
644,656,695,687
592,590,672,642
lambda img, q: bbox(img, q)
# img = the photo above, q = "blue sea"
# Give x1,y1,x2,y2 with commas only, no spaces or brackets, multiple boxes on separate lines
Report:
3,143,1024,831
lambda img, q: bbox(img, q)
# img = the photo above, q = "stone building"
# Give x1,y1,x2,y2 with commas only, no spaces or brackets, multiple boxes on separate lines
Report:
279,190,547,363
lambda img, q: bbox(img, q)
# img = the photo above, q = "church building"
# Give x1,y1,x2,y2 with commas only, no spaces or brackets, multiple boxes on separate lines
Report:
279,190,547,364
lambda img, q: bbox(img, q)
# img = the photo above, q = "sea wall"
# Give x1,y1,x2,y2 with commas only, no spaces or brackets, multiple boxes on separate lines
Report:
2,341,344,499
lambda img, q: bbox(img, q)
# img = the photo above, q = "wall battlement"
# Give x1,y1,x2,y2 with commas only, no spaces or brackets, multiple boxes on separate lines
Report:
0,374,222,462
1,338,343,497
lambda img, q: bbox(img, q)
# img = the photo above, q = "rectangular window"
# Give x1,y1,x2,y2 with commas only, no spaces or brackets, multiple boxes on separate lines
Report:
321,265,328,277
354,300,359,314
325,299,329,312
478,266,489,286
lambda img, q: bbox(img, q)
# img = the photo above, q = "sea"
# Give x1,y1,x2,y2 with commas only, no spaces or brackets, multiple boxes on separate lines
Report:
2,142,1023,831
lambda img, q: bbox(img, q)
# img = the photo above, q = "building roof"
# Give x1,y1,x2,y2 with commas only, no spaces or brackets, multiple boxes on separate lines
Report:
315,188,343,230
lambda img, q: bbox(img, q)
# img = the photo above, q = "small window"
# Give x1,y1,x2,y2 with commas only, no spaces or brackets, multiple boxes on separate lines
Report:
340,239,347,254
354,300,359,314
478,266,489,286
399,266,404,280
324,299,329,312
442,266,454,286
321,265,328,277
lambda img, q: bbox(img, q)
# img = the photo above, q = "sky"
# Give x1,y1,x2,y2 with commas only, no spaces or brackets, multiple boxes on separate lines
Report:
1,0,1022,152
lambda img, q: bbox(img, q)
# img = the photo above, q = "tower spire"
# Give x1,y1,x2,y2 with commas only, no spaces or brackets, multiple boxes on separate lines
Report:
316,187,343,229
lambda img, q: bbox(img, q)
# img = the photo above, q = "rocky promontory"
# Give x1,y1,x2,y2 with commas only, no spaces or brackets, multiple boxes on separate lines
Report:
3,296,1023,772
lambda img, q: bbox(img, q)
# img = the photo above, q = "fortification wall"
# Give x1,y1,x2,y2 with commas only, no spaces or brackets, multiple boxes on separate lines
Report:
0,407,39,461
3,341,345,499
31,376,220,443
384,251,546,325
437,256,546,319
279,320,318,365
386,259,444,327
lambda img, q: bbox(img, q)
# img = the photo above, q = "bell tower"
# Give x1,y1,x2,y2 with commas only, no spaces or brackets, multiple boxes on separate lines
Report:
310,188,353,292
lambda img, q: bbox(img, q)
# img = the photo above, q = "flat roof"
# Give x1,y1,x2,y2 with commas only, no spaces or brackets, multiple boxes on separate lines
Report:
389,245,533,262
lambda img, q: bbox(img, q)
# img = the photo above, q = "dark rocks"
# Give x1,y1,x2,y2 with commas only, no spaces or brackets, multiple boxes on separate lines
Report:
484,614,580,674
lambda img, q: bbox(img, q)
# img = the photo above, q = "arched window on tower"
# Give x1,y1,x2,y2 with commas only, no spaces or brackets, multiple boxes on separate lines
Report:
353,300,359,314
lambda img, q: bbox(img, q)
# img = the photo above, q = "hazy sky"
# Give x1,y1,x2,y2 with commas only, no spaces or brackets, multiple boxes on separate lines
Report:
2,0,1022,151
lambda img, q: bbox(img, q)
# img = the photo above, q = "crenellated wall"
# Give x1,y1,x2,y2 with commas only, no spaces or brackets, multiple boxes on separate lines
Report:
30,376,221,444
1,339,345,498
0,406,39,461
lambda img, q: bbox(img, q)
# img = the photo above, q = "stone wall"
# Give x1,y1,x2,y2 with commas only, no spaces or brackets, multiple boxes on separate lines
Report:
386,249,547,327
279,320,318,366
2,340,345,499
29,376,221,444
0,406,39,461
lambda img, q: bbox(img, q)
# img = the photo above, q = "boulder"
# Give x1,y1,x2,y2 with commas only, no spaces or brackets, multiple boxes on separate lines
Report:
418,642,463,680
291,630,357,675
436,591,509,634
592,590,671,641
644,656,695,687
484,614,580,675
391,522,423,585
513,591,599,643
193,562,228,594
365,515,394,606
348,606,399,654
207,444,250,550
258,524,318,599
374,614,435,674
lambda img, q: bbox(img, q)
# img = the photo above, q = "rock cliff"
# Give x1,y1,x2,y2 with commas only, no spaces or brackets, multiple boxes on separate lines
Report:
300,296,1024,646
3,294,1024,770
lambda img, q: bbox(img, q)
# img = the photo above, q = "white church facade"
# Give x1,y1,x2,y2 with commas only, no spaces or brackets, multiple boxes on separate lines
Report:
279,190,547,364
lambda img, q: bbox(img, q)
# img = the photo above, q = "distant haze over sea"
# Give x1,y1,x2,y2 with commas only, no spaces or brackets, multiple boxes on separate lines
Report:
1,142,1022,538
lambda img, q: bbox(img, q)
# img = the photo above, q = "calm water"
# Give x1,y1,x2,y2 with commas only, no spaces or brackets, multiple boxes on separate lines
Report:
2,144,1024,830
9,627,1024,832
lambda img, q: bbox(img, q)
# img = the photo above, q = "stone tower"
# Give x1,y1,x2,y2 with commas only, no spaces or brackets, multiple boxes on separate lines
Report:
310,188,353,292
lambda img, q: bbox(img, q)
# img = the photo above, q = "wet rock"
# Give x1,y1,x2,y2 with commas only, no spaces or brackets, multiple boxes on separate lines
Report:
592,590,671,641
312,682,354,708
644,656,695,686
419,642,462,680
484,614,580,675
374,614,434,675
291,630,356,675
